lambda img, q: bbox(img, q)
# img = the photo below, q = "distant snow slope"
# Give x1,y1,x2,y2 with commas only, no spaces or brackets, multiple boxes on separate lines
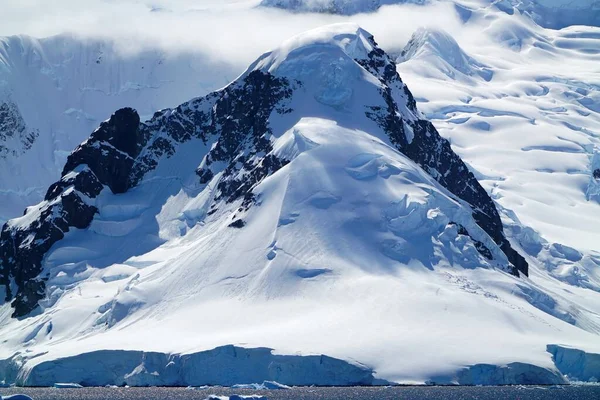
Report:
260,0,428,15
260,0,600,28
0,34,236,225
502,0,600,29
0,24,599,386
397,11,600,256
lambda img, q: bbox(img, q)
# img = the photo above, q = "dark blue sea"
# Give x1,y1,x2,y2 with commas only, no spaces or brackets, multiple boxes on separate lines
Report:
2,386,600,400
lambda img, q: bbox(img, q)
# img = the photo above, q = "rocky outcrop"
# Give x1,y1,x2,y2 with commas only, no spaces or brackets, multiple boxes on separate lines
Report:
0,109,143,317
0,102,38,159
62,108,142,194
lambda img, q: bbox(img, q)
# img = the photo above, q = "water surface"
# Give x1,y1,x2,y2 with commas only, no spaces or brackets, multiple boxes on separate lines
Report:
2,386,600,400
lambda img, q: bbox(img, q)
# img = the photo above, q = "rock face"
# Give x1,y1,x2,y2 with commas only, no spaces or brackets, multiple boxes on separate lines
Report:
0,33,239,226
0,102,38,159
62,108,142,195
0,25,527,318
0,109,142,318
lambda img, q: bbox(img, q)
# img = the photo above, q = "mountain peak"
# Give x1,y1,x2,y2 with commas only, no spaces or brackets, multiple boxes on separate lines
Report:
398,27,492,81
250,23,375,73
245,24,419,118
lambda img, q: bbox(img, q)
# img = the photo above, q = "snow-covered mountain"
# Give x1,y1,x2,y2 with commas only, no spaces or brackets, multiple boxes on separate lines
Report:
260,0,600,29
0,34,236,226
0,24,599,386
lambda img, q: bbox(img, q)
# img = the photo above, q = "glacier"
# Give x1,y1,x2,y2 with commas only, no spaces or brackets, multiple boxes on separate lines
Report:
7,346,377,387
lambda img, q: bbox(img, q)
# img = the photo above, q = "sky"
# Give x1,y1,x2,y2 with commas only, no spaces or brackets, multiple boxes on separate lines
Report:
0,0,465,69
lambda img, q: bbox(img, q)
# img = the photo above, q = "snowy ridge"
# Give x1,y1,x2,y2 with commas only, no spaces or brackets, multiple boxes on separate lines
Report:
398,28,493,82
0,24,598,386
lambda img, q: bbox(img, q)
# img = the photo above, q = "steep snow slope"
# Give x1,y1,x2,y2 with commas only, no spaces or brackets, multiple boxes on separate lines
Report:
0,34,236,225
0,24,598,386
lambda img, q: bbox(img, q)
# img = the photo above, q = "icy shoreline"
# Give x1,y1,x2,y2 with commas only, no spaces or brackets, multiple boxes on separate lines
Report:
1,346,378,388
0,345,597,387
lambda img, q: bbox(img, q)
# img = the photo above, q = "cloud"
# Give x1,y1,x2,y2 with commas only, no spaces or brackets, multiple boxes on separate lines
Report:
0,0,463,69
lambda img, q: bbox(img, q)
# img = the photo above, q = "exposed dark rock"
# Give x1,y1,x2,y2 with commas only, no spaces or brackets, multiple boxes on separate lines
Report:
45,168,104,201
454,223,493,260
0,102,39,159
0,184,98,317
594,169,600,180
229,219,246,229
0,108,144,317
196,167,214,184
63,108,141,194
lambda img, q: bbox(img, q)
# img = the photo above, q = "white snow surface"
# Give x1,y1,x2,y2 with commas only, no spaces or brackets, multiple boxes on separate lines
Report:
0,21,599,385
